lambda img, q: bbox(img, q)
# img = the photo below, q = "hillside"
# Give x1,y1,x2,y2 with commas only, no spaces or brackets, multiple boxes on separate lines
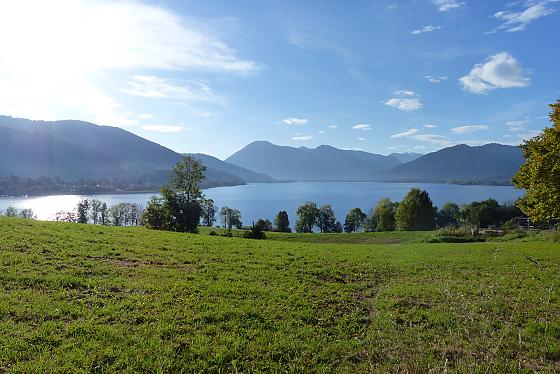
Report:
1,217,559,372
388,152,423,163
189,153,275,183
0,116,269,189
226,141,401,181
385,143,524,184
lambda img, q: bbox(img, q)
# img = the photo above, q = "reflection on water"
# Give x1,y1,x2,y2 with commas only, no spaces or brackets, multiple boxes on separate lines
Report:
0,182,524,224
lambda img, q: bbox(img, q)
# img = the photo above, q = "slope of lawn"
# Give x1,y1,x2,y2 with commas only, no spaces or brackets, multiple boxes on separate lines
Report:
0,217,559,372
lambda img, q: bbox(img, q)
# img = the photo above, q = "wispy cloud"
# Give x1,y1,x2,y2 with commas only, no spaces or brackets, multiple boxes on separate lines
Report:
142,124,185,133
328,125,339,129
292,135,313,141
488,1,557,33
0,1,256,126
460,52,530,94
432,0,465,12
425,75,448,83
505,120,530,132
122,75,217,102
412,25,442,34
451,125,489,134
352,124,371,131
137,113,155,120
357,137,365,141
282,117,308,125
391,129,420,138
414,134,454,146
385,91,423,111
424,124,438,128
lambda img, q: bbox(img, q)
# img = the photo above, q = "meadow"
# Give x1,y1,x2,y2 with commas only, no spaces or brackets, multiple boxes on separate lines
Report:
0,217,559,372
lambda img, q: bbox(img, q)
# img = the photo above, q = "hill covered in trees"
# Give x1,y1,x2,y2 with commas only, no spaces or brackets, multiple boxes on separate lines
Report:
0,116,273,194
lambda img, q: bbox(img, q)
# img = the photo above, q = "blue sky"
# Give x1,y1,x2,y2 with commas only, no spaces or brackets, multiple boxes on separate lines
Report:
0,0,559,158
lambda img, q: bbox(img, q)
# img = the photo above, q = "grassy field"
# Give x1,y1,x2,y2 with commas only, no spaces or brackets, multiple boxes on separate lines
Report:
1,217,559,372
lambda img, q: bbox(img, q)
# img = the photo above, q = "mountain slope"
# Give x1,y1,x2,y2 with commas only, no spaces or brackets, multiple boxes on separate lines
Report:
189,153,275,183
385,144,523,183
0,117,249,188
225,141,402,181
389,152,423,163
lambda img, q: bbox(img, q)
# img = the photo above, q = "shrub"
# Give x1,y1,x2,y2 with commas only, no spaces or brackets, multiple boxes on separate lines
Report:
208,230,218,236
243,226,266,240
221,231,233,238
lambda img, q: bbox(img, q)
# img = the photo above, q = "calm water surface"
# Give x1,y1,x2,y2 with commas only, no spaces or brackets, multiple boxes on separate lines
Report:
0,182,524,225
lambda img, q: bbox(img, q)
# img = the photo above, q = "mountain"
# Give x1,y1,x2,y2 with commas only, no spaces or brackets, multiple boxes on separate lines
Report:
189,153,275,183
0,116,268,188
385,144,523,184
389,152,423,163
225,141,402,181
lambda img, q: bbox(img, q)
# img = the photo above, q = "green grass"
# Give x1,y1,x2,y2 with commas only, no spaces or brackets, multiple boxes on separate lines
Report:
1,217,559,372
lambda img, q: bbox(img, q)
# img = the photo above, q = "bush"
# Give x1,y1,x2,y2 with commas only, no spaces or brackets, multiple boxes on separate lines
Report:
208,230,218,236
243,226,266,240
427,236,485,243
221,231,233,238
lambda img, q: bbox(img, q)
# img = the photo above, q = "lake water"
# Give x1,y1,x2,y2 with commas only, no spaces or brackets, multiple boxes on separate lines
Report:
0,182,524,225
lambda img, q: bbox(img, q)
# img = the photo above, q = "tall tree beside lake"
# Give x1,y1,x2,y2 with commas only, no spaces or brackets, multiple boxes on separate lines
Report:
344,208,366,233
274,211,291,232
295,202,319,233
317,205,337,233
513,99,560,222
371,198,398,232
395,189,436,231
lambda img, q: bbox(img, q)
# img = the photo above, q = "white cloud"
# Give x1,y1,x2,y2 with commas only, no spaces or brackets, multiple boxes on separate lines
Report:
352,124,371,131
137,113,155,120
451,125,489,134
505,120,529,132
0,1,256,125
489,1,557,33
459,52,530,94
282,117,308,125
122,75,217,101
385,98,423,111
391,129,420,138
318,130,325,134
424,124,438,128
414,134,454,146
141,124,184,133
412,25,442,34
413,145,427,150
425,75,448,83
293,135,313,141
393,90,416,96
328,125,339,129
357,137,365,141
433,0,465,12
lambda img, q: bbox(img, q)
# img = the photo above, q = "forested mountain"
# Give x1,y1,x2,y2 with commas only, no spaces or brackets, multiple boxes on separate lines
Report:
225,141,401,181
384,144,524,184
388,152,423,163
189,153,275,183
0,117,268,190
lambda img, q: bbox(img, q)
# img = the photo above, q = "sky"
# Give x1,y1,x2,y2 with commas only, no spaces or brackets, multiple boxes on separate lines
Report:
0,0,559,159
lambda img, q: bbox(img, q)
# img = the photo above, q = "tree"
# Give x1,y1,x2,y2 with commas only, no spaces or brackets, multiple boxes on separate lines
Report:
220,207,242,229
513,99,560,221
333,221,344,233
295,202,319,233
100,203,108,225
274,211,291,232
463,199,500,228
5,206,18,217
201,198,218,227
90,199,102,224
395,189,436,231
372,198,397,232
141,196,172,230
317,205,337,233
18,209,35,219
170,156,206,204
161,187,202,233
77,200,89,224
255,219,273,232
437,202,461,227
344,207,366,233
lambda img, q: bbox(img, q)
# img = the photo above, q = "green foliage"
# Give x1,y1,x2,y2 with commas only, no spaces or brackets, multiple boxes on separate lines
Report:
220,206,242,229
5,206,18,217
395,189,436,231
200,198,217,227
514,99,560,221
344,207,366,233
371,198,397,232
295,202,319,233
76,199,89,224
140,196,173,230
317,205,337,233
437,202,461,227
255,219,273,232
243,225,267,240
170,156,206,203
274,210,291,232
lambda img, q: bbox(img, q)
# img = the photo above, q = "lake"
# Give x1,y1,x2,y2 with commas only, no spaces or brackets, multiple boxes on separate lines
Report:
0,182,524,225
